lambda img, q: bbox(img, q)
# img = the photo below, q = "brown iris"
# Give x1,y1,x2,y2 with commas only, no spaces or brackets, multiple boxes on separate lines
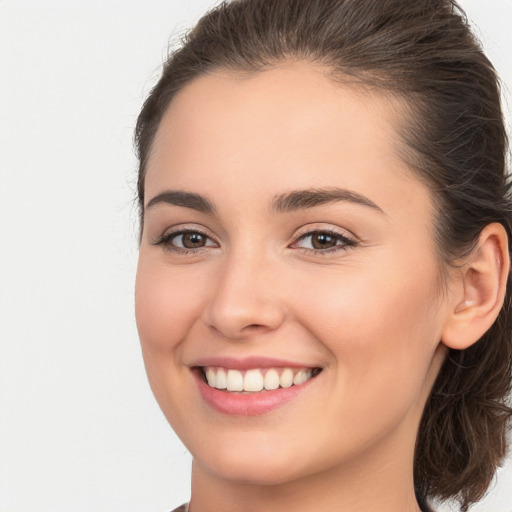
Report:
181,232,207,248
310,232,339,250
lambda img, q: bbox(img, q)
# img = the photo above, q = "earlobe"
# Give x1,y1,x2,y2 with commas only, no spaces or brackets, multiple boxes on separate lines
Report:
442,223,510,350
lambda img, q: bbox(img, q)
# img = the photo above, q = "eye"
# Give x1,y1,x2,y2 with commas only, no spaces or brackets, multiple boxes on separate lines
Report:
172,231,215,249
292,229,357,254
154,229,218,253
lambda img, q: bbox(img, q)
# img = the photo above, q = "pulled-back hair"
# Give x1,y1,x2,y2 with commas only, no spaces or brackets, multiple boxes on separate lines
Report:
135,1,512,509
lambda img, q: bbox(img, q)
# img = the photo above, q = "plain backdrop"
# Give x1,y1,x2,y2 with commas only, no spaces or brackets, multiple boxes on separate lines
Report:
0,1,510,511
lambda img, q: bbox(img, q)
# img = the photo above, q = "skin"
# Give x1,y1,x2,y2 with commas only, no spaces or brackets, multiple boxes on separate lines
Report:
135,63,506,512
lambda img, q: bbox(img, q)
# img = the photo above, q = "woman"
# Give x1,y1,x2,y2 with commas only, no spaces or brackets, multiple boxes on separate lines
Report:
134,1,512,511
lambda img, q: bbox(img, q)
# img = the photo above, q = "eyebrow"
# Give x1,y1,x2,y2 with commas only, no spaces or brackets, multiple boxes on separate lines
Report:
145,186,383,216
145,190,215,214
270,187,383,214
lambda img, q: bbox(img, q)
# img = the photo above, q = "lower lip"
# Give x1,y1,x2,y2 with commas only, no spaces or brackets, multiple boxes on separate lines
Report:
194,370,317,416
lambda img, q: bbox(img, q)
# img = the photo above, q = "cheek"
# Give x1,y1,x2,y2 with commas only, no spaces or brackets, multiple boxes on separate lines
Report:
299,268,438,343
135,255,204,356
134,255,210,426
293,259,441,402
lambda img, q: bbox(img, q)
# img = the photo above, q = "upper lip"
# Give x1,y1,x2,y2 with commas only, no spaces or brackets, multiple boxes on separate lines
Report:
190,356,321,371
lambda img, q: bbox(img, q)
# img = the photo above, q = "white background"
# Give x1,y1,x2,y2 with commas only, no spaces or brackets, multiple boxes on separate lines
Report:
0,1,510,511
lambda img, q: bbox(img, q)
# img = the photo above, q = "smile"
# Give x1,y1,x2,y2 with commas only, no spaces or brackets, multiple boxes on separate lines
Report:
202,366,321,393
194,364,323,416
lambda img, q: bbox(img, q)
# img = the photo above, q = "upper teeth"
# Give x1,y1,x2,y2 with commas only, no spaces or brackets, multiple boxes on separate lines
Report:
204,367,314,392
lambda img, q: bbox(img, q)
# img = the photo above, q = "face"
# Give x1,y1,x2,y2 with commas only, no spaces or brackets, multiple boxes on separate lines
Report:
135,63,450,487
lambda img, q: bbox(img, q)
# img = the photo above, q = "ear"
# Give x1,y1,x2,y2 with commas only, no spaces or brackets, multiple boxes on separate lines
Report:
441,223,510,350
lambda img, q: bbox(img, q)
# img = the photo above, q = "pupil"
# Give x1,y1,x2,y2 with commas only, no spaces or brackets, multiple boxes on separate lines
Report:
312,233,336,249
183,232,205,248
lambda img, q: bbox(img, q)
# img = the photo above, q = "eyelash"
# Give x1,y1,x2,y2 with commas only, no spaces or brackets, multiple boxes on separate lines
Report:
292,229,358,255
154,229,218,255
153,228,358,256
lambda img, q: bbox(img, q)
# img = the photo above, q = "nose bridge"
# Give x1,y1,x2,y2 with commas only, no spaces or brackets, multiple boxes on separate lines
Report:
203,243,285,340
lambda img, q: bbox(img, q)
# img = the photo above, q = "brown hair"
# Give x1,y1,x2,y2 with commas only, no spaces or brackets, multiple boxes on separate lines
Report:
134,1,512,509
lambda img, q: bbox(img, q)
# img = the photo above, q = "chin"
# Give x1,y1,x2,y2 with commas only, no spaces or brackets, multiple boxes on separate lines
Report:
197,450,309,487
186,428,315,486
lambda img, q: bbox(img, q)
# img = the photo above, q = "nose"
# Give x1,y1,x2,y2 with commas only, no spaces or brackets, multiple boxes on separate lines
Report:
202,251,286,341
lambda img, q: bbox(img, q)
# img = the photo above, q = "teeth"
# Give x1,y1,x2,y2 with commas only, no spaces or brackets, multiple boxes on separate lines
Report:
203,366,318,392
280,368,294,388
264,368,280,390
293,369,310,385
206,368,216,387
226,369,244,391
244,369,264,392
215,368,227,390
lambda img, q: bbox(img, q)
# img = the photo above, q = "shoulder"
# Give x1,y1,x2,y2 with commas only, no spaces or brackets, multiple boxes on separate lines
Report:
170,504,189,512
168,502,435,512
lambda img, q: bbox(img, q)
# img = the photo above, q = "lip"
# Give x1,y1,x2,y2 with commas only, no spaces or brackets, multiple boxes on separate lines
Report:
192,365,320,416
190,355,318,371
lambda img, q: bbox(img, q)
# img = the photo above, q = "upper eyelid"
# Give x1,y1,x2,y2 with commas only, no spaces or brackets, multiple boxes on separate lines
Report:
292,224,357,240
162,224,218,239
152,225,220,249
295,227,351,238
289,225,359,253
155,223,357,247
291,232,355,248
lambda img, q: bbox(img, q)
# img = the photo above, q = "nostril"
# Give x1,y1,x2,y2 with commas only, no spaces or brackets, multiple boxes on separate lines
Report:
202,293,286,340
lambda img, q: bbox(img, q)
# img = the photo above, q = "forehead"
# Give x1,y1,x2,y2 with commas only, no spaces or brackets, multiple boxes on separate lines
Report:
145,62,430,218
